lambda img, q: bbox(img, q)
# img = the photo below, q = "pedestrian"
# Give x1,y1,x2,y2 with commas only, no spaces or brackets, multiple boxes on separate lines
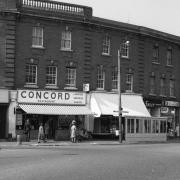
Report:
44,122,49,140
24,119,31,141
70,120,77,143
38,123,45,143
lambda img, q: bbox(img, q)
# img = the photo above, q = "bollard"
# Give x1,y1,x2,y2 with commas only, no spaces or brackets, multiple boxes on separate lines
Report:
17,135,22,145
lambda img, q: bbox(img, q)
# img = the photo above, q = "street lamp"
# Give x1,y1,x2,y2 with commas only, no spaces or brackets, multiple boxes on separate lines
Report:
118,40,129,143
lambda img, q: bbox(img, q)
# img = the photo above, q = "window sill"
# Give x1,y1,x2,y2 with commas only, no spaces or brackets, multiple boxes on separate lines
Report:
64,86,77,90
125,90,133,93
152,62,160,65
60,48,73,52
166,65,173,68
169,96,176,98
111,89,118,92
160,95,167,97
121,56,129,59
101,53,111,57
45,85,59,89
24,84,39,88
31,46,45,49
149,93,156,96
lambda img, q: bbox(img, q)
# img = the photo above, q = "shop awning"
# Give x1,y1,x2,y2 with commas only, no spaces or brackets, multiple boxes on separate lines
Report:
18,104,92,115
90,92,151,117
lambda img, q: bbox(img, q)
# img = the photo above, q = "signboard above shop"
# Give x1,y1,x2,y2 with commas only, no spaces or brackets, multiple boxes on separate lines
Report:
17,90,86,105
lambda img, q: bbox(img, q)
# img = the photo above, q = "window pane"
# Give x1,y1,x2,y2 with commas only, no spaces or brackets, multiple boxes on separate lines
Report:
46,66,57,85
97,66,105,89
66,68,76,87
61,31,71,50
102,36,110,54
112,67,118,90
32,27,43,47
26,64,37,84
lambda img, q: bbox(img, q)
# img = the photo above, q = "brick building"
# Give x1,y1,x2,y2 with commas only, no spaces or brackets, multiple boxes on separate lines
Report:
0,0,180,140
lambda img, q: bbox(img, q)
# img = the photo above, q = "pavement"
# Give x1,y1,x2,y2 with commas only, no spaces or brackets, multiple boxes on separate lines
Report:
0,138,180,149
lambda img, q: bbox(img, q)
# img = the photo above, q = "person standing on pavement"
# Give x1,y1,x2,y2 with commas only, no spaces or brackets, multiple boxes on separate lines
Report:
44,121,49,140
24,119,31,142
38,123,45,143
70,120,77,143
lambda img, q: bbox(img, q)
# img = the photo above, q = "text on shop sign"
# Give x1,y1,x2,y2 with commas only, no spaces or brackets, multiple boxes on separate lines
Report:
18,90,86,105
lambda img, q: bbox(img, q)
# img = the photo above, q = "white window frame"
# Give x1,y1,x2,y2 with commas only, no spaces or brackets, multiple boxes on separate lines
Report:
112,67,118,90
46,66,57,86
32,26,43,48
169,79,175,97
61,30,71,51
150,76,156,95
25,64,37,85
121,41,129,58
126,74,133,92
65,67,76,87
160,78,166,96
97,65,105,90
102,35,110,55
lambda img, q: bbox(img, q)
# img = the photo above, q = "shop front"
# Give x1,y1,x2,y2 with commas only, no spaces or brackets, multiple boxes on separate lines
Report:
90,92,167,142
16,89,92,140
0,89,9,139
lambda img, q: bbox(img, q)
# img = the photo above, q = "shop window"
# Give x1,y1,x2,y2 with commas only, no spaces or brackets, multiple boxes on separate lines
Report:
127,118,134,133
65,67,76,88
25,64,37,85
102,35,110,55
112,67,118,90
46,66,57,86
144,119,151,133
61,30,71,51
136,119,143,133
96,65,105,90
160,121,166,133
32,26,43,47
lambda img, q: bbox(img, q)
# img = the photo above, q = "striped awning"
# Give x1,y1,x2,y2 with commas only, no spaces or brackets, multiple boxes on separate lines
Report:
18,104,92,115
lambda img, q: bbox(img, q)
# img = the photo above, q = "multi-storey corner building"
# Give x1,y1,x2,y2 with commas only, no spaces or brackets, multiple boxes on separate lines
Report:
0,0,180,141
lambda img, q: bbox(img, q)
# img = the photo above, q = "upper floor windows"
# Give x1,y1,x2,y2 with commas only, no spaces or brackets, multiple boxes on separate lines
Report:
61,30,71,51
65,67,76,88
126,74,133,92
160,77,166,96
150,75,156,95
25,64,37,85
112,67,118,90
32,26,43,47
46,66,57,86
121,40,129,58
169,79,175,97
97,65,105,90
167,48,172,66
102,35,110,55
152,44,159,63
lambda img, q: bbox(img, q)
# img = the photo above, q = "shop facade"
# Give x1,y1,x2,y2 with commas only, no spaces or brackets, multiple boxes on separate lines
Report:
15,89,92,140
89,92,167,142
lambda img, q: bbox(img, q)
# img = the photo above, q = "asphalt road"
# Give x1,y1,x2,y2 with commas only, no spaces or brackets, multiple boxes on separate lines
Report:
0,143,180,180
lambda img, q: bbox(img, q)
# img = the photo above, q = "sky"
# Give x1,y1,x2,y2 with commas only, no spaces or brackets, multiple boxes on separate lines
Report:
56,0,180,37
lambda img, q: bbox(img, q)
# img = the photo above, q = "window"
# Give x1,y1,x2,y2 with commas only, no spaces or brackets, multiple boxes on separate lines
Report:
152,45,159,63
152,120,159,133
167,49,172,66
144,119,151,133
160,121,166,133
112,67,118,90
65,68,76,87
61,30,71,50
169,79,175,97
46,66,57,86
25,64,37,84
97,65,105,90
102,35,110,55
126,74,133,92
160,78,166,96
150,76,156,94
127,118,134,133
136,119,143,133
121,40,129,58
32,26,43,47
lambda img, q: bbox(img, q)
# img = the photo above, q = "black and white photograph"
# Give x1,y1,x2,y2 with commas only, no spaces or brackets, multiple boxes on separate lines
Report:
0,0,180,179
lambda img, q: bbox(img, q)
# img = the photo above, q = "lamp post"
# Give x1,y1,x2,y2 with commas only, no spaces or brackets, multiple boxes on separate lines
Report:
118,41,129,143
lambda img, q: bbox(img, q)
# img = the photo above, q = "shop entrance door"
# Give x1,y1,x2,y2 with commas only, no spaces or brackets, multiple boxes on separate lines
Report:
0,105,7,139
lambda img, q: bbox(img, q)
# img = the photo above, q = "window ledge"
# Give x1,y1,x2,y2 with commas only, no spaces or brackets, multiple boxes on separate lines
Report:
121,56,129,59
169,96,176,98
149,93,156,96
45,85,59,89
101,53,111,57
24,84,39,88
152,62,160,65
60,48,73,52
125,90,133,93
160,95,167,97
166,65,173,68
31,46,45,49
111,89,118,92
64,86,77,90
